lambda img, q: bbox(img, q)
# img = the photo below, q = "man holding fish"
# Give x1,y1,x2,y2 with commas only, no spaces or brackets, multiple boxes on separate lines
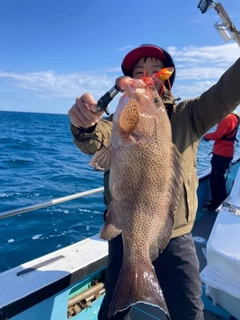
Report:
68,44,240,320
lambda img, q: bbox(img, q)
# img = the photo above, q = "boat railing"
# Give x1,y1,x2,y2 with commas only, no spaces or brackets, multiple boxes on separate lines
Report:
2,150,240,221
0,187,104,220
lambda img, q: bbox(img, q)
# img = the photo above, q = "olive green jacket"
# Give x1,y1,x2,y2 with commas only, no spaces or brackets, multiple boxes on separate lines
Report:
70,58,240,238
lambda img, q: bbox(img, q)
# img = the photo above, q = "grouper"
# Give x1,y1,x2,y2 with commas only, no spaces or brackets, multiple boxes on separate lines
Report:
90,74,183,319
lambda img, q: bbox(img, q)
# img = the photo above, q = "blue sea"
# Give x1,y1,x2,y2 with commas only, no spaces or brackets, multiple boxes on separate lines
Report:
0,111,230,273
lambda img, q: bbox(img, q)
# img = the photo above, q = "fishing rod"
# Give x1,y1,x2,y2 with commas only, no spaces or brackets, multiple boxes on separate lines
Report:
96,77,124,115
197,0,240,47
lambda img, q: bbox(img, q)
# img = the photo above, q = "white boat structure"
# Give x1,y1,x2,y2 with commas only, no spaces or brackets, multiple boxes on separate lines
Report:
200,169,240,320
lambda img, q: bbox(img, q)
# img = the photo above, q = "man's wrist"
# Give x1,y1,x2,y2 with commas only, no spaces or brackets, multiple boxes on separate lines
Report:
79,124,97,134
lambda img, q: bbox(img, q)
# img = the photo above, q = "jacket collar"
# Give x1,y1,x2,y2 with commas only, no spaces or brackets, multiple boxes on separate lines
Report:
161,86,176,105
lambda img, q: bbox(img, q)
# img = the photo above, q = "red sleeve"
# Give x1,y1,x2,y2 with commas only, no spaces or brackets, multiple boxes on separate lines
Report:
204,117,231,140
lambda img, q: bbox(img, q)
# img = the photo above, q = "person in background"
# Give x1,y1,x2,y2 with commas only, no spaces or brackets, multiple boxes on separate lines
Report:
68,44,240,320
203,111,239,210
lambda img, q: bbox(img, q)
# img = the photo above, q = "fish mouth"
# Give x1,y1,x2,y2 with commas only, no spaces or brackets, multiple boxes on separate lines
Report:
118,77,146,99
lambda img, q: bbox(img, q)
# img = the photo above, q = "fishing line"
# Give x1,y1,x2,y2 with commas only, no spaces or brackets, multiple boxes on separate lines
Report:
76,130,106,155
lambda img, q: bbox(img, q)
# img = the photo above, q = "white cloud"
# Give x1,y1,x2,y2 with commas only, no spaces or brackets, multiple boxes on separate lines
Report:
116,45,135,51
188,18,204,24
177,67,225,80
173,80,217,101
0,70,116,99
168,43,239,65
167,42,239,99
105,67,122,73
0,42,239,113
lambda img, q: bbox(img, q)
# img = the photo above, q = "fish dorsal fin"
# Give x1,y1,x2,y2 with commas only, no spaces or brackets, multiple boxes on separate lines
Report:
150,144,184,261
118,99,139,134
89,146,111,171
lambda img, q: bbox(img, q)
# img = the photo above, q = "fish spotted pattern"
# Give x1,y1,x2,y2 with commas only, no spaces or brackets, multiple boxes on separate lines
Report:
90,75,183,319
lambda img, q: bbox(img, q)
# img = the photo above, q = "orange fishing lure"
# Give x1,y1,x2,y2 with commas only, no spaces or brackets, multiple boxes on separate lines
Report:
154,67,174,80
140,67,174,96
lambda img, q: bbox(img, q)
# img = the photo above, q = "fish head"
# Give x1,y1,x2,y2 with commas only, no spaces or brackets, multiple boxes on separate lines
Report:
113,76,167,139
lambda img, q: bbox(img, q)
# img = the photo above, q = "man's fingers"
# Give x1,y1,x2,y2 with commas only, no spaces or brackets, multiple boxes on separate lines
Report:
68,108,90,128
81,93,97,107
90,104,105,117
68,93,105,128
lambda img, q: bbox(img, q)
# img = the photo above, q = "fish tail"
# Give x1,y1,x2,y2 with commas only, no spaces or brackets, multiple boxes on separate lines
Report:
107,259,170,319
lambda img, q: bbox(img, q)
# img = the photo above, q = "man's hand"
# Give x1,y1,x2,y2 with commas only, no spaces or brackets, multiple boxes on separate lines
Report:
68,93,104,128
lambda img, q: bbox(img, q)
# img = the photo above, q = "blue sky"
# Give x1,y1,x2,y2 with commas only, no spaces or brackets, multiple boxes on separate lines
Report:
0,0,240,114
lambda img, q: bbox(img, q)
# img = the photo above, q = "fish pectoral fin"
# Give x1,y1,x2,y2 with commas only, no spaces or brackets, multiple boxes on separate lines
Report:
100,204,122,240
119,99,139,134
89,146,111,171
108,258,170,319
100,223,122,240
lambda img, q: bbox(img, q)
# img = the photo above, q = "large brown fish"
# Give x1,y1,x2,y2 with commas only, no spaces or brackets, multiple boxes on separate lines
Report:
90,76,183,319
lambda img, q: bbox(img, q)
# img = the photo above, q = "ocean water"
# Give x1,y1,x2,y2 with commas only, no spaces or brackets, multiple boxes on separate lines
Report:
0,111,235,273
0,111,106,272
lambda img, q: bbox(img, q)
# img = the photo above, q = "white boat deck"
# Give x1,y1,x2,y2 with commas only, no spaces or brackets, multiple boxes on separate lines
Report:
0,235,108,309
